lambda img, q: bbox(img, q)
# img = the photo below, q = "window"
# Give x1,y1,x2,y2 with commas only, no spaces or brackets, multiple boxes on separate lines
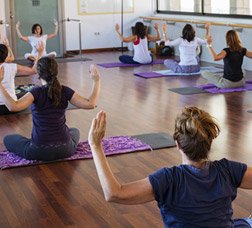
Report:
157,0,201,14
157,0,252,18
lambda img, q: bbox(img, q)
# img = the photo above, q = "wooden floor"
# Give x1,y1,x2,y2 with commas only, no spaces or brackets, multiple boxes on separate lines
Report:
0,52,252,227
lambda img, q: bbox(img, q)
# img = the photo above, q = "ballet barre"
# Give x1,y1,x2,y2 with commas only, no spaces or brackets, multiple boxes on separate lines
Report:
140,16,252,30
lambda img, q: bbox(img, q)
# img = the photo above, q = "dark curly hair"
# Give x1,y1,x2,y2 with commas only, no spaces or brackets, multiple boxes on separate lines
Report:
32,24,43,35
0,44,8,63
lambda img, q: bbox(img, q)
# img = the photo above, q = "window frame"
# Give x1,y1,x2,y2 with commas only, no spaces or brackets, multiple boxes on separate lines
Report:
156,0,252,19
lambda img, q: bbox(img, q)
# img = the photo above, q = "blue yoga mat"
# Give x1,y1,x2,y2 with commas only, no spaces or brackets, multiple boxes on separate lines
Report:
134,66,223,78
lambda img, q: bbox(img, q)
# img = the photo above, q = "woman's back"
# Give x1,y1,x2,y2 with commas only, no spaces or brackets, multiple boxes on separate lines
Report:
30,85,74,145
149,158,246,227
223,47,247,82
133,36,152,64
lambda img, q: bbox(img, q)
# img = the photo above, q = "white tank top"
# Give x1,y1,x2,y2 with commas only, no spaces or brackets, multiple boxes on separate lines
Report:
133,36,152,64
0,63,18,105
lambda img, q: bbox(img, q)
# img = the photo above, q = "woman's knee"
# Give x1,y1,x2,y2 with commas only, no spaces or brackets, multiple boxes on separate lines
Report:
119,55,127,63
164,59,177,69
3,135,12,149
201,70,213,79
69,128,80,144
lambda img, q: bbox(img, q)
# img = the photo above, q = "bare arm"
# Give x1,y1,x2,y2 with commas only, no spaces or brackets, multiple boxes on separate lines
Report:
240,167,252,189
205,22,211,38
162,23,168,41
88,111,155,204
206,36,226,61
115,24,136,43
47,19,59,39
69,64,100,109
16,64,36,76
16,41,44,76
147,23,161,42
0,67,34,111
16,21,29,42
245,50,252,58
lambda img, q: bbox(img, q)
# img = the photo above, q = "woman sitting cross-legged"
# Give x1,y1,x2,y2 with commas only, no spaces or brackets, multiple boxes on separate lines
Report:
88,107,252,227
162,23,210,73
115,22,161,64
202,27,252,88
16,20,58,61
0,57,100,161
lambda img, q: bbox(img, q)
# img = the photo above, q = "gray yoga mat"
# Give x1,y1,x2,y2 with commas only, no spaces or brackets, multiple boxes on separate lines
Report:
247,110,252,113
168,87,207,95
131,132,176,150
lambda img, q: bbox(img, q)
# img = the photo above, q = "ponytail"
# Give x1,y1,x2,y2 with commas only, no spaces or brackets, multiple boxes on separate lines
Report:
37,57,62,106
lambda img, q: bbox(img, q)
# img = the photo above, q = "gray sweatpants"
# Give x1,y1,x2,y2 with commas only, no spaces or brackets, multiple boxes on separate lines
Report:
201,71,245,89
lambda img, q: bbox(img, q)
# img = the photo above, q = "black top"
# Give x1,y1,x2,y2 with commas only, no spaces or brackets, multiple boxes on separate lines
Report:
223,47,247,82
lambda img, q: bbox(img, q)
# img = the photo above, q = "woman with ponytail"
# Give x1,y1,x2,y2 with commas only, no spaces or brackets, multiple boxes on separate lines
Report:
0,57,100,161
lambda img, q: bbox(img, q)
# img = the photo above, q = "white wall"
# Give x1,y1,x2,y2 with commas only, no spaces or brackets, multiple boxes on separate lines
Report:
152,14,252,70
63,0,155,50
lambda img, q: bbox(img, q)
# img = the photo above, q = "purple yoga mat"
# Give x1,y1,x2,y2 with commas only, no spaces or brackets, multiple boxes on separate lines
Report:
197,80,252,93
0,136,151,170
97,59,164,68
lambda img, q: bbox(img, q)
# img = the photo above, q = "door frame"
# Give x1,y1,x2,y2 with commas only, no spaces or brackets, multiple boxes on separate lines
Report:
6,0,66,59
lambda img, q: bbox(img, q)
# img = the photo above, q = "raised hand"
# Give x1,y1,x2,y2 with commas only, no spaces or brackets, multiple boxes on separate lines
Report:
162,23,167,33
115,24,120,32
89,64,100,82
16,21,20,29
154,22,159,30
0,66,5,83
35,41,45,55
54,19,58,27
3,37,9,47
88,111,106,147
205,22,211,31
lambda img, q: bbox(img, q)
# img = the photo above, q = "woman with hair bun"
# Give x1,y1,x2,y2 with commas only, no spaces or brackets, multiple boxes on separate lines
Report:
0,57,100,161
88,106,252,227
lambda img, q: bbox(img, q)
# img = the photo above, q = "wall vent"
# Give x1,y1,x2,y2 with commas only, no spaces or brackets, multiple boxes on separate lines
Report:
32,0,40,7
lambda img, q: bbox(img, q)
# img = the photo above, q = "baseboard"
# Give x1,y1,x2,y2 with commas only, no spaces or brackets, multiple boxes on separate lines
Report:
65,47,128,56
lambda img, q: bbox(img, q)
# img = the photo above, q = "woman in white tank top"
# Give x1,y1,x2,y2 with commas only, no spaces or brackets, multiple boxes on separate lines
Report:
115,22,161,64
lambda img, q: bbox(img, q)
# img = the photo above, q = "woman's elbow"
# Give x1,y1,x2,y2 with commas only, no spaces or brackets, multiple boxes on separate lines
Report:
104,192,121,203
7,105,19,112
83,103,96,110
87,100,97,109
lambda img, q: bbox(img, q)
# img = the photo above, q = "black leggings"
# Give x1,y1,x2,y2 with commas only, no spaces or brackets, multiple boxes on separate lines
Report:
0,105,12,115
4,128,80,161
